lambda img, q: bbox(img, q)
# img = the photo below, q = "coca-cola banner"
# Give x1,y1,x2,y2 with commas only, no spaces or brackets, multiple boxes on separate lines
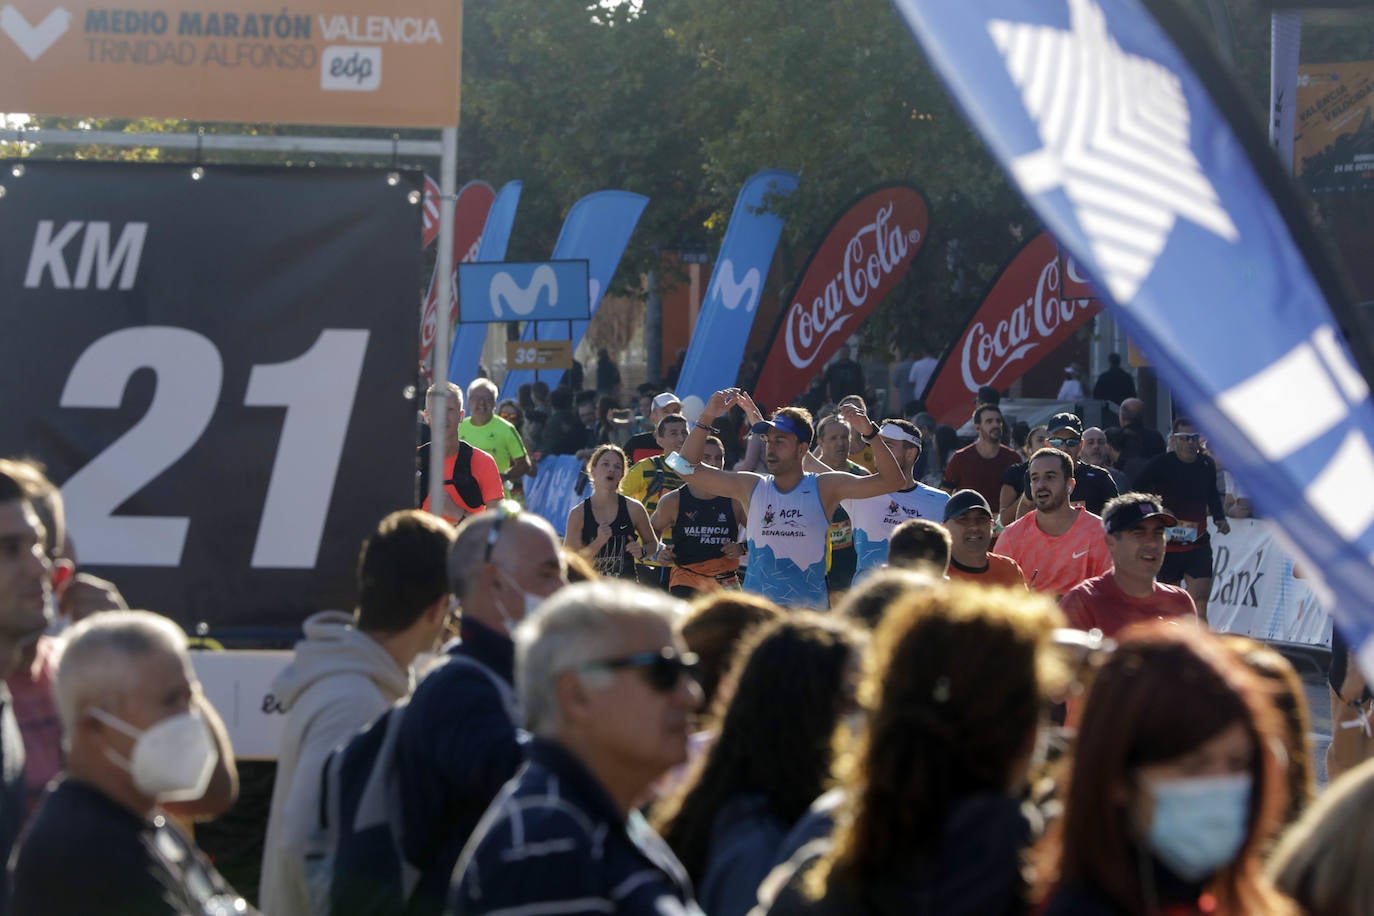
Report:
752,184,929,410
921,232,1101,426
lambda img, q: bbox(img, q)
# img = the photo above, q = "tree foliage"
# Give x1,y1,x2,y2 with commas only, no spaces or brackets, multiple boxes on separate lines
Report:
5,0,1374,358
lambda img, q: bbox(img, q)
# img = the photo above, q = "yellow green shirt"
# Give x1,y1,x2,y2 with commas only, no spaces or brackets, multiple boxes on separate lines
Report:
458,417,527,474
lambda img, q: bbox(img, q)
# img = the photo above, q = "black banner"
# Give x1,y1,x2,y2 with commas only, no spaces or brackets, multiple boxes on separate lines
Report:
0,161,423,630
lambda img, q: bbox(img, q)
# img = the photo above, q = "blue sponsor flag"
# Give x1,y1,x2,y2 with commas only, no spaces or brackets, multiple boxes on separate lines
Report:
892,0,1374,659
675,169,799,422
457,261,591,324
501,190,649,399
448,180,522,386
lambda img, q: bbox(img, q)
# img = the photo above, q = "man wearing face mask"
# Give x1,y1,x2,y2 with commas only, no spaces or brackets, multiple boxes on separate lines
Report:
397,502,569,916
11,610,251,915
261,509,457,916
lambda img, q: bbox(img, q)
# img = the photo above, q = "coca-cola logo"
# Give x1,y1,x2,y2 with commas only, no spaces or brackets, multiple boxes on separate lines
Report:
783,202,920,369
960,256,1092,390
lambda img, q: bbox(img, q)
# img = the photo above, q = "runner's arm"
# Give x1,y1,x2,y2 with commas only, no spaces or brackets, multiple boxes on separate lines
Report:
681,389,763,505
649,490,679,538
626,497,661,560
819,405,902,507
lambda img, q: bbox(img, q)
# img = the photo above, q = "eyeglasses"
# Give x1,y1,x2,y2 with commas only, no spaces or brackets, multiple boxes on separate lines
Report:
1047,436,1081,448
1173,432,1202,442
483,500,523,563
580,647,699,693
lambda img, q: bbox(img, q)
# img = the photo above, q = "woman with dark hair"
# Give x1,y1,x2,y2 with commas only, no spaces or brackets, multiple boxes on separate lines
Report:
564,444,658,580
1037,623,1295,915
761,584,1066,915
653,613,863,916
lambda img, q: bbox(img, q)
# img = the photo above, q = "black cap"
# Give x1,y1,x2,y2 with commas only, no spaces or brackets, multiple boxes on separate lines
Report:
1103,498,1179,534
943,489,993,523
1047,412,1082,436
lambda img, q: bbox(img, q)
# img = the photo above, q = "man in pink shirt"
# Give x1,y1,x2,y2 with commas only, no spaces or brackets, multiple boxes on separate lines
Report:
1059,493,1198,637
994,448,1111,597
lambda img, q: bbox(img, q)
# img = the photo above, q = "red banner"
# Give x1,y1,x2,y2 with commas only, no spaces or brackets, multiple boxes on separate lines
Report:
418,181,496,362
922,232,1102,427
420,175,443,249
752,184,929,410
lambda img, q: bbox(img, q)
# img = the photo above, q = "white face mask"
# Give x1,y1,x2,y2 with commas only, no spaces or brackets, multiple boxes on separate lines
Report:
91,707,218,802
495,569,545,633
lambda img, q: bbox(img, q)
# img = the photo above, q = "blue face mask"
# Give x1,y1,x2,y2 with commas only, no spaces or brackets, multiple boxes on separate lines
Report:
1144,772,1252,882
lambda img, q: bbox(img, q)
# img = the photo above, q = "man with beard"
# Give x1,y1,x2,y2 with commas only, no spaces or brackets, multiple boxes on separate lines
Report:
940,490,1027,588
1059,493,1197,637
1039,413,1118,515
1133,418,1230,623
942,404,1021,512
994,448,1111,597
678,389,904,609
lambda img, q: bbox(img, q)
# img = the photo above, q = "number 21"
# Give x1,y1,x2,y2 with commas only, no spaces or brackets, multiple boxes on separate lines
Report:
60,327,368,569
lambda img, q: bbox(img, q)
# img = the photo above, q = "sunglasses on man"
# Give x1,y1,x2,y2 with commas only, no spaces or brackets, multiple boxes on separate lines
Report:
580,647,699,693
1047,436,1080,448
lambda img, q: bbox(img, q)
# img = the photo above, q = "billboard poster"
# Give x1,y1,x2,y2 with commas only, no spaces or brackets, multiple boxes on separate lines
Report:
1296,61,1374,193
0,161,422,629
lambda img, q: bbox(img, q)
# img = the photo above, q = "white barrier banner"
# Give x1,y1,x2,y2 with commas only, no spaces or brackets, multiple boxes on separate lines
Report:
1208,518,1331,649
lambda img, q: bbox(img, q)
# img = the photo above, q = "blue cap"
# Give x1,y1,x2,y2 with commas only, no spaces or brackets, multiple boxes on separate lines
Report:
752,414,811,444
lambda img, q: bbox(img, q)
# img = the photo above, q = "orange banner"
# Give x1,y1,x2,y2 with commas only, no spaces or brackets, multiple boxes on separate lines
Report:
0,0,460,126
1296,61,1374,192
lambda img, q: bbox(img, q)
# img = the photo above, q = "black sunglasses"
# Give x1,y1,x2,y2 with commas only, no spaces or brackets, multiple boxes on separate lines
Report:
1047,436,1081,448
580,647,699,693
483,500,522,563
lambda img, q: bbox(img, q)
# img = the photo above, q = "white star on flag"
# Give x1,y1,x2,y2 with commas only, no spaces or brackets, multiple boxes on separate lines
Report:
988,0,1239,302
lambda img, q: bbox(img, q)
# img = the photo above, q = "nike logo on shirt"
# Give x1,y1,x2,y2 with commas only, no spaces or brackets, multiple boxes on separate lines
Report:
1072,548,1089,559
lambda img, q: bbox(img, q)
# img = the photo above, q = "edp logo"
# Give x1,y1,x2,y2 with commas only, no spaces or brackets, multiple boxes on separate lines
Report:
321,45,382,91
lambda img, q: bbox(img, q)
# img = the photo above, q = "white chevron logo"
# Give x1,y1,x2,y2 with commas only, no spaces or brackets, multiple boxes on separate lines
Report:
714,259,761,313
988,0,1239,303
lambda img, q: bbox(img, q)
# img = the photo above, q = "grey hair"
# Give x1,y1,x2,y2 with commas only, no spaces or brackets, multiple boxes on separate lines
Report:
515,580,684,738
466,377,499,401
52,610,189,734
447,510,557,602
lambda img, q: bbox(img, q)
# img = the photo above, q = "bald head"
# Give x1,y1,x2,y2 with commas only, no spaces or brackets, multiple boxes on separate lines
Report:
1119,398,1145,424
1080,427,1109,467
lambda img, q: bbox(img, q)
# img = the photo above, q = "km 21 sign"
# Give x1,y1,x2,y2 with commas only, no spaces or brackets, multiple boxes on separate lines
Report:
0,161,423,630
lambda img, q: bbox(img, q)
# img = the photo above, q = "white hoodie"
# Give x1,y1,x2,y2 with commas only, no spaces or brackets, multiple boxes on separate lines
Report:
259,610,413,916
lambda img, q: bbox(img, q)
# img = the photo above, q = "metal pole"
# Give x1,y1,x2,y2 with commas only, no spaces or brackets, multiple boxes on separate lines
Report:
429,126,458,516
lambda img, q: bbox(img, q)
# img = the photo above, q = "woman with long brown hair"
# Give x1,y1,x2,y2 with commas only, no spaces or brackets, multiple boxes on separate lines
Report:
761,584,1066,915
653,613,862,916
1036,623,1295,915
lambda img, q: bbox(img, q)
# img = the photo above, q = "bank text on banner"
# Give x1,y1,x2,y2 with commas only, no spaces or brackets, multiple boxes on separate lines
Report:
0,161,421,629
891,0,1374,666
751,183,929,411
